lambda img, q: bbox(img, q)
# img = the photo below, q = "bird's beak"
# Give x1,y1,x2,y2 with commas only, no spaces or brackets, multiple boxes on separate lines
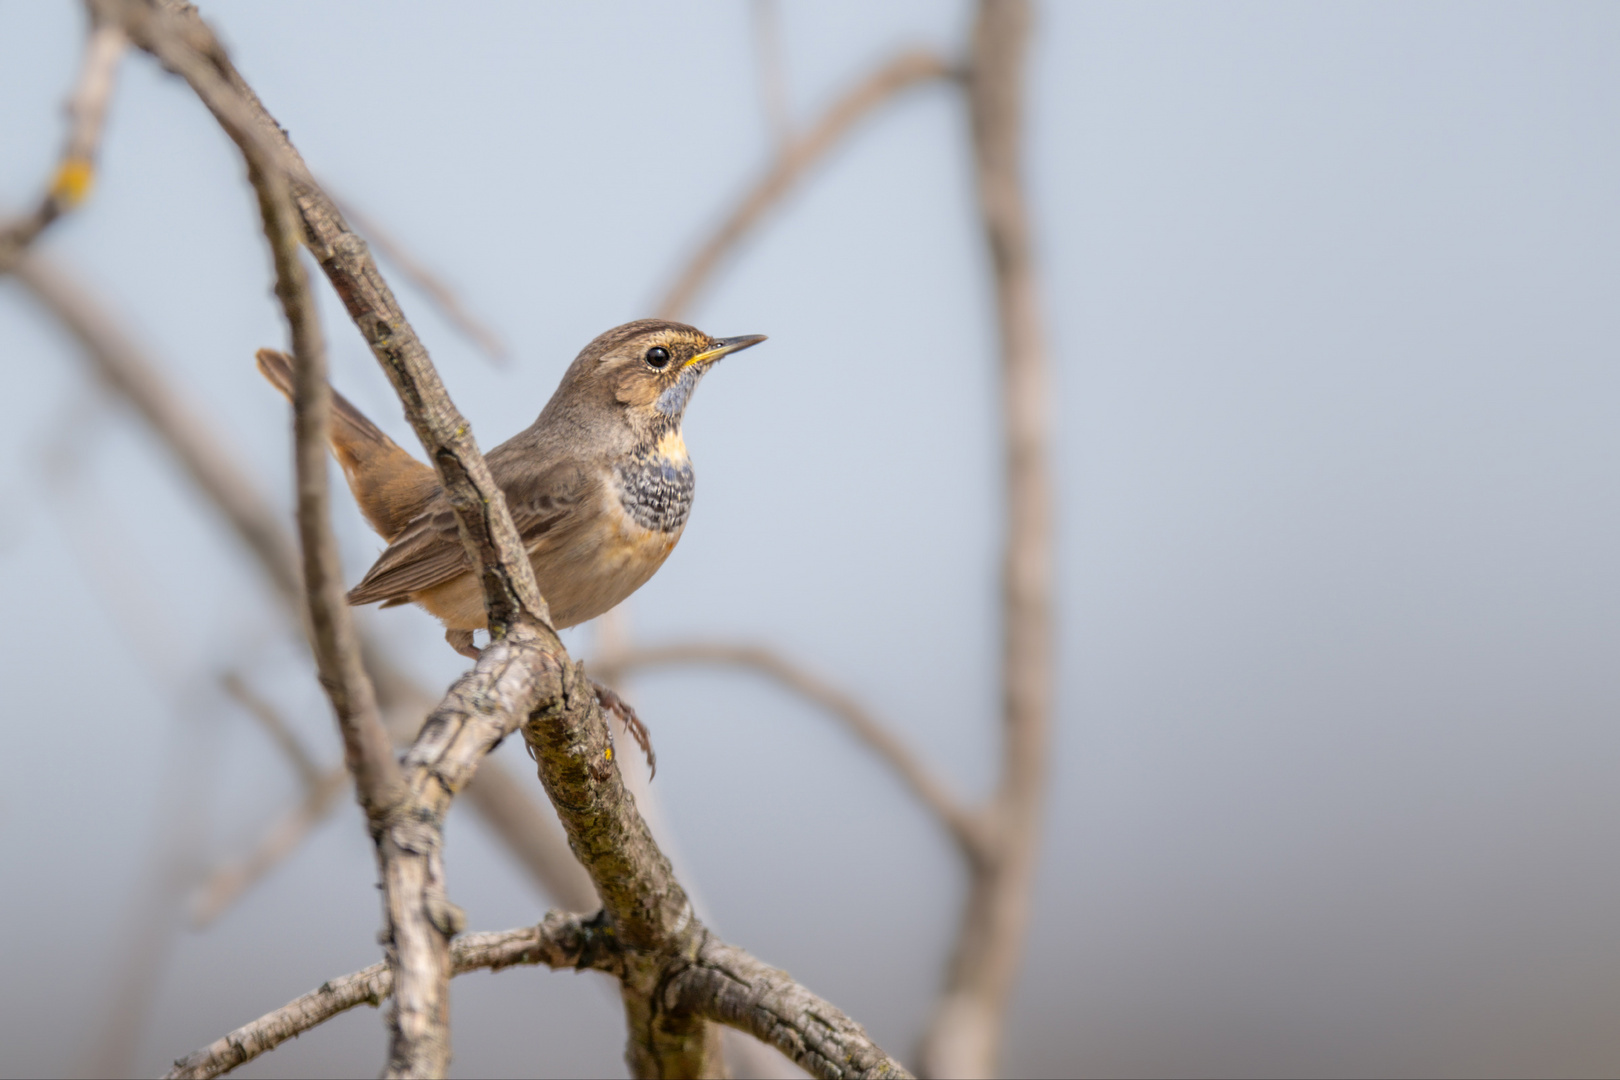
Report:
685,334,767,369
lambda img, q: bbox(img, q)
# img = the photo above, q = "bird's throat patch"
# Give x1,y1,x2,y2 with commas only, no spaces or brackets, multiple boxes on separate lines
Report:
615,448,695,533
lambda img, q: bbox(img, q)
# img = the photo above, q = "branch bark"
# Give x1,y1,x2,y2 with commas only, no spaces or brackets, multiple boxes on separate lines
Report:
333,195,509,364
917,4,1052,1077
164,913,598,1080
248,76,404,827
108,4,913,1076
11,249,597,939
104,5,561,1071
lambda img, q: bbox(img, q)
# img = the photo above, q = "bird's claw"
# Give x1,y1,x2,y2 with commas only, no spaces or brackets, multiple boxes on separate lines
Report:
590,679,655,779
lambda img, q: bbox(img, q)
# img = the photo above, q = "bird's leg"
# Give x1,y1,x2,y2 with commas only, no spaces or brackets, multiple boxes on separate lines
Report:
590,679,656,779
446,628,481,660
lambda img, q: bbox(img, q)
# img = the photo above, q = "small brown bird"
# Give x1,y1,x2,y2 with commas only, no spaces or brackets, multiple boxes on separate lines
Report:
257,320,764,661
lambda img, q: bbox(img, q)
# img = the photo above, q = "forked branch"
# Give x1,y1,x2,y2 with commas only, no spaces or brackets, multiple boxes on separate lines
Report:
128,4,907,1076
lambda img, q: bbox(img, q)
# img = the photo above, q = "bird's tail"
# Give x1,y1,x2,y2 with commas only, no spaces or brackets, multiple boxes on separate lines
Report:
255,348,439,542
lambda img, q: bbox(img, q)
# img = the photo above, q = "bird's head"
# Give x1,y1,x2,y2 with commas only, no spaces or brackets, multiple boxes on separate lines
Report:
545,319,765,444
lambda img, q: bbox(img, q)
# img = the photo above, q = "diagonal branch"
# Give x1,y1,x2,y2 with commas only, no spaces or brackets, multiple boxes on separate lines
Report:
121,5,911,1076
9,250,597,937
655,47,953,320
121,5,551,1072
249,127,404,824
592,642,989,860
332,195,509,364
189,766,349,927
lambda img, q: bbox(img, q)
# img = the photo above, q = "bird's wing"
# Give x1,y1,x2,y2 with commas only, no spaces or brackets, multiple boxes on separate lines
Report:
346,459,592,605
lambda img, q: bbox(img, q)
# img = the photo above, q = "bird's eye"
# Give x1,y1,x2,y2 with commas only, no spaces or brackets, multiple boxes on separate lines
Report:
645,346,671,370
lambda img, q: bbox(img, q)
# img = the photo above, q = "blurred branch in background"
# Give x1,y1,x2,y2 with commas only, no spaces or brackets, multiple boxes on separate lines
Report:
918,4,1052,1075
654,47,953,320
11,252,598,914
192,674,351,927
592,643,987,858
0,3,125,266
128,3,912,1074
2,0,1053,1074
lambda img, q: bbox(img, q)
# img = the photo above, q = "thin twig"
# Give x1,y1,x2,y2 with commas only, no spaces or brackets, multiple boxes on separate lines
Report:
917,4,1052,1076
164,913,600,1080
654,48,952,320
167,910,907,1080
250,132,403,823
333,195,509,364
591,642,988,859
0,6,127,265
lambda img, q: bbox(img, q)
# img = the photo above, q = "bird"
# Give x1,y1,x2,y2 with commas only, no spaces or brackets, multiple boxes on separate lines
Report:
257,319,765,768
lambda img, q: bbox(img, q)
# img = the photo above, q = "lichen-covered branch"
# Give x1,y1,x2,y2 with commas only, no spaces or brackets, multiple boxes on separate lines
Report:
668,932,911,1080
105,4,913,1076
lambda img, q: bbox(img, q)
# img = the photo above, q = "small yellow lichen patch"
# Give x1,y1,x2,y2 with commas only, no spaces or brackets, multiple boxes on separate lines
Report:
604,745,613,762
49,156,94,207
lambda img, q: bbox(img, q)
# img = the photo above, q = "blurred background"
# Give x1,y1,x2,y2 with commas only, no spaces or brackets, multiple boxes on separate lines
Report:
3,2,1620,1077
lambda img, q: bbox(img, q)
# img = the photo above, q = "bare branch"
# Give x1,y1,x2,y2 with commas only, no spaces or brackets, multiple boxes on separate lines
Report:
125,0,406,840
9,251,588,927
592,642,988,859
110,6,911,1076
164,913,600,1080
0,7,127,263
167,911,908,1080
918,4,1052,1076
121,7,549,1071
668,933,909,1080
138,0,549,634
252,172,402,822
654,48,952,320
333,195,509,364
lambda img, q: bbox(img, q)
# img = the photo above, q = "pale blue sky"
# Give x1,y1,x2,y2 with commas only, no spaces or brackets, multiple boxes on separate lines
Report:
2,3,1619,1077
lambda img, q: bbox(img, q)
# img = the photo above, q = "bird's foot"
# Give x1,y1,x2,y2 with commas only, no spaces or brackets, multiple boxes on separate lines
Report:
590,679,655,779
446,628,481,660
